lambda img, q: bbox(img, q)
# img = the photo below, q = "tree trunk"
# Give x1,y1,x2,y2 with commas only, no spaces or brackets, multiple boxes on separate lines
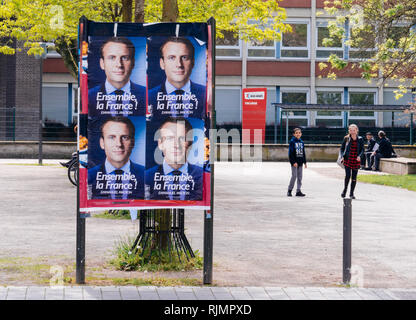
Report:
55,38,78,79
162,0,179,22
157,0,179,251
134,0,145,23
122,0,133,23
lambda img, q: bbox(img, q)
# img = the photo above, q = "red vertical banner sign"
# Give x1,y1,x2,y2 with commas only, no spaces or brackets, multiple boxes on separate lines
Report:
242,88,267,144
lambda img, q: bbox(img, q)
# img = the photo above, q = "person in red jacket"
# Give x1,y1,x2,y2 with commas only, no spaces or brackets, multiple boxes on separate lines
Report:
340,124,364,199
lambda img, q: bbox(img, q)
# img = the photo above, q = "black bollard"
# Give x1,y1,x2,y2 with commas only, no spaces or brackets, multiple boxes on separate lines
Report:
343,198,352,284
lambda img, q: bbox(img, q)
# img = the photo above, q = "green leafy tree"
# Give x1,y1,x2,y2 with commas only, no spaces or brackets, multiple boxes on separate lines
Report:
0,0,290,79
321,0,416,107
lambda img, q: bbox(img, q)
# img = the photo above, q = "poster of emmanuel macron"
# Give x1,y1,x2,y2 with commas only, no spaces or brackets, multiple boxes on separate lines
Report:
88,116,145,200
147,36,207,120
88,36,146,117
87,36,146,168
145,117,204,201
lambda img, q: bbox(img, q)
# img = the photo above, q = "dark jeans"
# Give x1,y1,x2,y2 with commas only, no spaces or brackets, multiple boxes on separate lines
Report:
344,166,358,194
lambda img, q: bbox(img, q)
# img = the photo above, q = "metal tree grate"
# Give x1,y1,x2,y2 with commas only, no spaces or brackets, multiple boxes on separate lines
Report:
130,209,195,263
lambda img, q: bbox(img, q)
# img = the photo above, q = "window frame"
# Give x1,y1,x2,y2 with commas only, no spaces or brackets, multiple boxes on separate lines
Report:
348,89,378,123
348,25,376,61
245,19,276,60
316,20,344,61
280,87,310,125
216,30,242,60
279,19,310,60
315,89,344,127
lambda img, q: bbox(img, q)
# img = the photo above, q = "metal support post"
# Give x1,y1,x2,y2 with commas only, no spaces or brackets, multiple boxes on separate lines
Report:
343,198,352,284
38,57,43,165
76,214,86,284
204,17,216,285
285,111,289,144
76,149,85,284
279,109,283,143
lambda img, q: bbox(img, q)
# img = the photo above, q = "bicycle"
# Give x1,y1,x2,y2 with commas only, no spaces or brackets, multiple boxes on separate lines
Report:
60,152,78,186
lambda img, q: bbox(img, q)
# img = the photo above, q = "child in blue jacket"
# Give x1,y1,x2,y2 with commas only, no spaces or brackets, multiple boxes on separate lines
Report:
287,128,307,197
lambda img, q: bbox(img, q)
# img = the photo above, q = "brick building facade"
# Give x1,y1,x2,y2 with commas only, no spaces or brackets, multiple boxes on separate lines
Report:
0,40,42,141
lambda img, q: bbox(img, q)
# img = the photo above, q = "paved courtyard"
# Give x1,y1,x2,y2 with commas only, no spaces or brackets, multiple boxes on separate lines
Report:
0,159,415,291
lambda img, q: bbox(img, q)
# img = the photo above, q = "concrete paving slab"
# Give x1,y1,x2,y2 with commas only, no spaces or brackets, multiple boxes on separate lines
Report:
0,287,8,300
63,287,83,300
211,293,235,300
193,288,215,300
45,288,64,300
156,288,178,300
354,288,381,300
6,287,27,300
83,287,102,300
176,292,198,300
390,290,416,300
119,287,140,300
26,287,46,300
139,293,160,300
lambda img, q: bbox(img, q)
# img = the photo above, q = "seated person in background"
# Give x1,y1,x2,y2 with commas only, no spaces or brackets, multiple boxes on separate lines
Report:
362,132,377,170
371,130,396,171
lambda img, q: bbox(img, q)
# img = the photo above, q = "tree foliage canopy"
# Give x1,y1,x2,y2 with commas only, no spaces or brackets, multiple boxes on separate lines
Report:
0,0,290,78
322,0,416,99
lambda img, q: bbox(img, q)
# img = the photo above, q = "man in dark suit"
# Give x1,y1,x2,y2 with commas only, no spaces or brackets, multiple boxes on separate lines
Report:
371,130,396,171
88,37,146,117
88,116,144,199
148,36,206,119
145,117,203,200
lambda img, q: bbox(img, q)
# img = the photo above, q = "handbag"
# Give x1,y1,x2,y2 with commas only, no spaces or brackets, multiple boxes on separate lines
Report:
337,139,348,169
337,152,345,169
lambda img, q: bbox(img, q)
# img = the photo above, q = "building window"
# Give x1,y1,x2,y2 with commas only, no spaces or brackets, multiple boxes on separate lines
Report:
280,22,309,58
248,38,275,58
349,91,376,126
42,85,70,126
315,91,343,127
316,21,343,59
383,89,412,128
216,30,241,58
349,27,376,60
215,87,241,125
387,25,409,49
281,90,308,126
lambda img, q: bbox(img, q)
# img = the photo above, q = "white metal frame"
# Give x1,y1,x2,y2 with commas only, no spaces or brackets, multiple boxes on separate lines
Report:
348,88,378,125
315,20,344,61
280,19,311,60
315,88,344,126
280,87,310,125
216,39,242,60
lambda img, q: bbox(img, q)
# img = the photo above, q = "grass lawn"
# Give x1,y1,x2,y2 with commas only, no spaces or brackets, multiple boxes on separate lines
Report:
357,174,416,192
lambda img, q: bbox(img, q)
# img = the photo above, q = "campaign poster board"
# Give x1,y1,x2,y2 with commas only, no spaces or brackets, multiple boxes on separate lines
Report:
78,20,213,211
242,88,267,144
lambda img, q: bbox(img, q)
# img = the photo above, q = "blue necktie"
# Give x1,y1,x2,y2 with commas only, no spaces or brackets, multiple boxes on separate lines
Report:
114,169,123,199
172,170,182,200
